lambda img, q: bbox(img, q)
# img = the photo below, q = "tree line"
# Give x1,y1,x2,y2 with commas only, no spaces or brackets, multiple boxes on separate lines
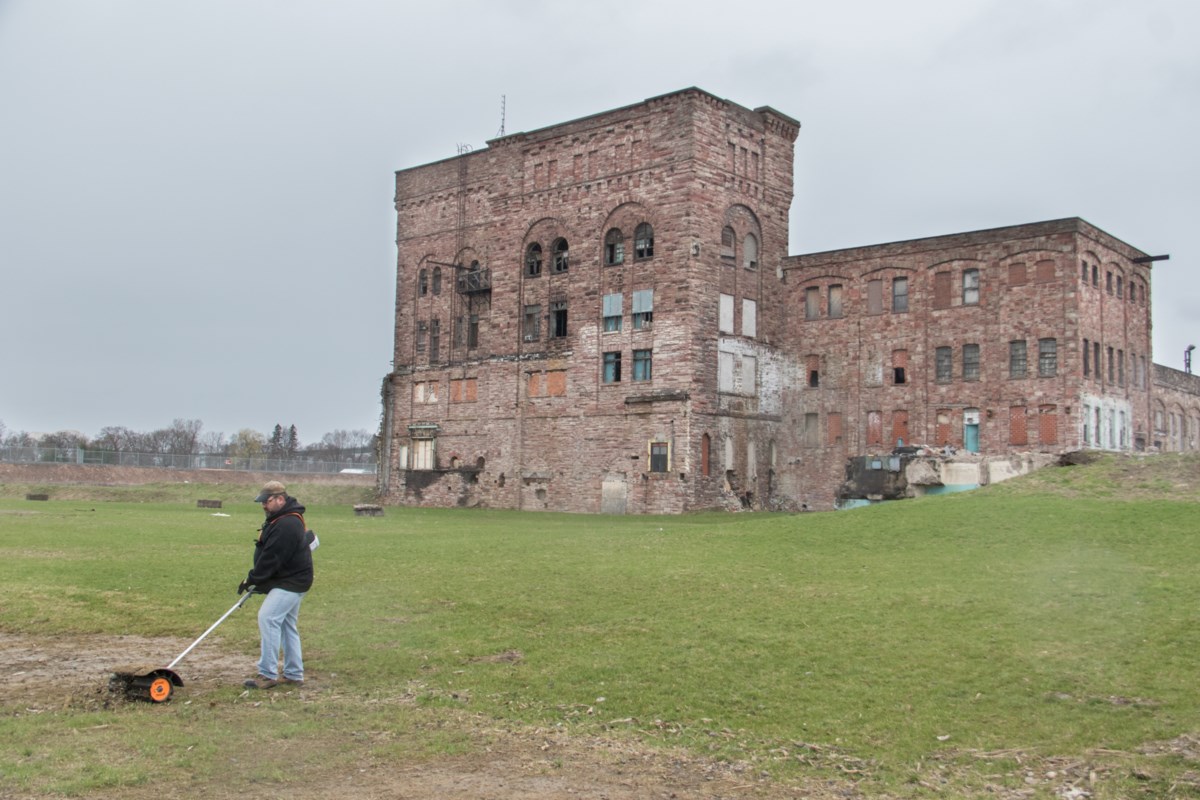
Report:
0,418,376,464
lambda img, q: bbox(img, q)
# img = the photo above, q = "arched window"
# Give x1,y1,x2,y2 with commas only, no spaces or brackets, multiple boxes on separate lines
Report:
743,234,758,269
701,433,711,477
418,268,428,296
553,238,569,273
432,266,442,294
634,223,654,260
525,243,543,277
605,229,625,266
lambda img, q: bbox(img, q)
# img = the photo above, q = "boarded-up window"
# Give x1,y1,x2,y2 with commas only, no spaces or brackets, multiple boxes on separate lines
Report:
1035,260,1055,283
807,354,820,388
546,370,566,397
719,293,735,332
742,298,757,337
718,350,735,392
450,377,478,403
721,227,736,261
741,355,757,395
1009,406,1028,446
804,412,819,447
1038,405,1058,445
934,271,952,308
805,287,820,319
867,279,883,315
867,410,883,446
891,410,909,447
411,438,435,470
828,284,843,319
1009,262,1027,285
527,371,543,397
827,412,843,445
936,409,953,446
743,234,758,269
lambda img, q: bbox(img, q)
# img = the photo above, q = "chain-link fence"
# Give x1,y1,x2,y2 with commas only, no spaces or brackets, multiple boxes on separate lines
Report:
0,446,376,475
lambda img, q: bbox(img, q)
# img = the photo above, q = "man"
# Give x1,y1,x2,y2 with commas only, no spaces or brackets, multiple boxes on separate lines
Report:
239,480,313,689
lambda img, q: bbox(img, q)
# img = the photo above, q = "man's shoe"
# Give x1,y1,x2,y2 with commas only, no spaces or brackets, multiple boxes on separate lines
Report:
282,677,304,687
243,675,279,690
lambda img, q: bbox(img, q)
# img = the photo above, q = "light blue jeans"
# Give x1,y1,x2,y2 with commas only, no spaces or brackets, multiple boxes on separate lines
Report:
257,587,306,681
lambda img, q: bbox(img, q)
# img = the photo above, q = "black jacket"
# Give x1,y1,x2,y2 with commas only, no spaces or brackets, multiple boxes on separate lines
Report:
247,496,314,593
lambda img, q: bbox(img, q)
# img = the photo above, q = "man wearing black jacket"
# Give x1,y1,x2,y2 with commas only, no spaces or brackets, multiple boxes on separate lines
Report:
240,480,313,689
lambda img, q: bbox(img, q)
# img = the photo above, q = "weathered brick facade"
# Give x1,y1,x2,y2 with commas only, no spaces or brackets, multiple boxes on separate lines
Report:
379,88,1195,513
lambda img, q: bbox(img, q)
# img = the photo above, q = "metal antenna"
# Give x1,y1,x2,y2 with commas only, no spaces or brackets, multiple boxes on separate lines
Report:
497,95,506,138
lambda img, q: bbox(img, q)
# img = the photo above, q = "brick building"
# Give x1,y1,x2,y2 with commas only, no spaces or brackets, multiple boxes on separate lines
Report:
379,88,1196,513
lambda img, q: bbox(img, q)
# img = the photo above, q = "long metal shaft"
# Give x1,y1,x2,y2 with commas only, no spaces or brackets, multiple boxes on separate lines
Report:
166,591,253,670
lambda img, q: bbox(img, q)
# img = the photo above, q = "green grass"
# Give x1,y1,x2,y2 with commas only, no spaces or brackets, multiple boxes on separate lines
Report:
2,454,1199,798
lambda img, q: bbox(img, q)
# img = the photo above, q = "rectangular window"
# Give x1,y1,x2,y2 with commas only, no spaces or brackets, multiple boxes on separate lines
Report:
603,351,622,383
893,349,908,384
719,293,735,332
934,271,952,309
520,303,540,340
718,350,735,392
1009,340,1027,378
892,277,908,312
649,442,669,473
1035,260,1055,283
892,410,909,447
468,314,479,349
805,286,820,319
411,437,435,470
829,284,844,319
450,377,478,403
1009,263,1027,285
742,298,757,337
428,318,440,361
1106,271,1113,294
867,410,883,446
1083,338,1090,376
632,289,654,330
936,409,952,446
803,412,819,447
632,349,652,381
1117,348,1125,386
416,320,427,352
603,293,622,333
936,346,953,382
1107,345,1115,382
551,301,568,338
827,411,843,445
1038,338,1057,377
867,279,883,315
963,269,980,305
1009,406,1028,446
963,343,980,381
546,369,566,397
741,354,757,395
807,354,820,388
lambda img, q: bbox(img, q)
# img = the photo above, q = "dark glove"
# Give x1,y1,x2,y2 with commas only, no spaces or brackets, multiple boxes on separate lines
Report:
238,579,250,595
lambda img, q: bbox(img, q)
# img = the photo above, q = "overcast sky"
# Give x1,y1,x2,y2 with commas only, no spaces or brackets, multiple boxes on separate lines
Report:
1,0,1196,444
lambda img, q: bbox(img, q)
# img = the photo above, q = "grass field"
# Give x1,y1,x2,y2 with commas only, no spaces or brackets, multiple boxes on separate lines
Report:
1,454,1199,798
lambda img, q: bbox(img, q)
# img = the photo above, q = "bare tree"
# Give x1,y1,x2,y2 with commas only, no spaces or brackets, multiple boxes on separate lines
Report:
95,426,136,452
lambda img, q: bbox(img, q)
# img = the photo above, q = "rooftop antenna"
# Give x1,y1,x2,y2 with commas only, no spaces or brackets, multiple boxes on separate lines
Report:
497,94,506,138
1187,344,1196,375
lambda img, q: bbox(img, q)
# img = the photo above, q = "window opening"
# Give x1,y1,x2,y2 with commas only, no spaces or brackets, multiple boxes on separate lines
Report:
1010,340,1027,378
603,293,623,332
933,271,951,308
892,277,908,312
867,279,883,315
432,267,442,294
523,304,541,341
649,442,669,472
552,238,569,272
603,351,622,383
743,234,758,269
604,229,625,266
525,242,543,277
552,300,568,338
936,346,952,382
742,298,757,337
720,226,736,262
428,318,440,362
634,223,654,260
963,343,980,381
419,269,428,296
805,286,820,319
1039,338,1057,377
828,284,843,319
633,349,652,381
963,269,980,305
893,349,908,384
633,289,654,330
719,293,734,333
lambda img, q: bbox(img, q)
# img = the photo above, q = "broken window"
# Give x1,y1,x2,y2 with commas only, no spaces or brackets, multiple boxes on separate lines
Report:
416,321,427,352
523,304,541,341
605,229,625,266
963,343,980,381
634,223,654,260
1107,345,1115,382
721,226,736,262
1009,340,1027,378
1081,261,1089,283
633,289,654,330
428,318,440,362
807,354,820,388
468,314,479,349
1083,338,1090,376
432,267,442,295
962,269,980,305
552,238,569,273
603,293,623,332
419,269,428,296
1117,347,1124,386
935,346,953,382
893,349,908,384
936,409,953,446
892,277,908,313
1038,338,1057,378
525,242,543,277
552,300,568,338
633,349,652,381
603,351,622,383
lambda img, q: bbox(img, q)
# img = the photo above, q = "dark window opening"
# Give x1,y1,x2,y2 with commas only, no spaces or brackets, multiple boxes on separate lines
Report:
552,301,568,338
525,243,543,277
634,223,654,260
605,229,625,266
552,238,569,273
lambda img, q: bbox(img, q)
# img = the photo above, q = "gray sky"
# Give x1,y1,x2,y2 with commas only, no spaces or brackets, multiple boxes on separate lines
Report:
2,0,1197,444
